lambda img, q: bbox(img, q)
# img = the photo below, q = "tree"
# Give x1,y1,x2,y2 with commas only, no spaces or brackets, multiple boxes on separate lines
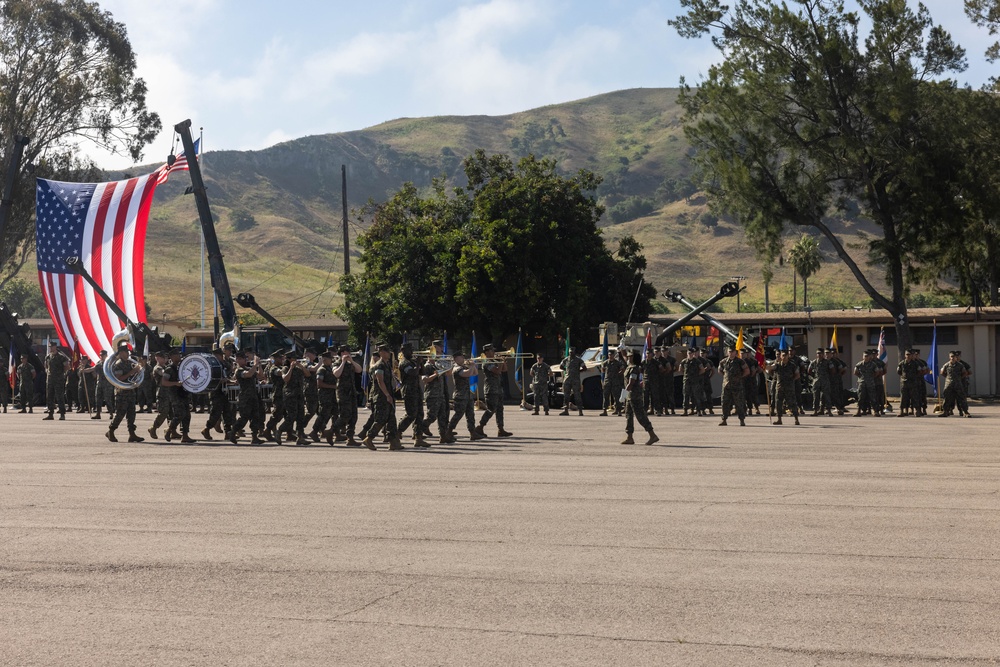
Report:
230,208,256,232
786,235,821,309
0,0,161,286
966,0,1000,62
339,151,655,344
671,0,968,353
0,276,45,317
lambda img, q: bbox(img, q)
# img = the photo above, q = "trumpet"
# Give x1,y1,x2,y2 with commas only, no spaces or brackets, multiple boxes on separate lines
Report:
469,347,533,363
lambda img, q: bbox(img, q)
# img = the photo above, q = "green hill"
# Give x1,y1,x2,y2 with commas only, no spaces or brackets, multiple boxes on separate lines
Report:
132,88,880,326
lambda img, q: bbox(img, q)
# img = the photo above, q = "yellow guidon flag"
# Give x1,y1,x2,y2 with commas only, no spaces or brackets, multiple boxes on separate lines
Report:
735,326,745,352
830,325,838,350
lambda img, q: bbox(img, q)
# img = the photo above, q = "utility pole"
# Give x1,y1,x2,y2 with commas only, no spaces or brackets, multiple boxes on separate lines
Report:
341,164,350,275
730,275,747,313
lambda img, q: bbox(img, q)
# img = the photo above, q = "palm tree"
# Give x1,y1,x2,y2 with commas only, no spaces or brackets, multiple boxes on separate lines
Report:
787,235,822,309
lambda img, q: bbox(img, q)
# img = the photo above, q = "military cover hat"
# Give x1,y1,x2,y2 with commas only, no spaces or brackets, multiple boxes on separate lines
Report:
482,343,494,352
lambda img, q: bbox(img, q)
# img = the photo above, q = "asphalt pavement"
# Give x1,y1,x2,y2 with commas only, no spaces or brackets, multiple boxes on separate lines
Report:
2,403,999,666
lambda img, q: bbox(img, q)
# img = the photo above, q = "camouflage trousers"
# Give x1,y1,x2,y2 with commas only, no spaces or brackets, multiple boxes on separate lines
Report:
532,383,549,412
397,391,424,436
900,381,923,411
233,393,264,434
856,382,877,413
312,392,338,434
368,396,397,438
942,383,969,415
448,394,476,434
152,391,173,430
682,378,702,412
206,387,233,431
305,391,318,421
644,381,661,414
167,393,191,435
110,389,137,432
721,385,746,421
562,379,582,410
603,382,621,413
282,393,306,437
625,393,652,434
0,377,8,406
479,389,504,429
333,393,358,436
423,393,447,433
266,395,285,432
812,381,832,412
46,373,66,414
774,383,799,417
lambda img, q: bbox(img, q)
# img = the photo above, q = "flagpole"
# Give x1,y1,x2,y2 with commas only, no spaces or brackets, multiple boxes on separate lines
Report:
200,127,206,329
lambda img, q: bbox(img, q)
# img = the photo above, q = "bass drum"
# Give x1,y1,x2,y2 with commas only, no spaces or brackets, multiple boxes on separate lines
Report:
178,352,224,394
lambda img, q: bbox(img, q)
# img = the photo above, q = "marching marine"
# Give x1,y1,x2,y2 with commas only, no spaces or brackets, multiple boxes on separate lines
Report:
477,343,512,438
620,350,659,446
105,342,145,443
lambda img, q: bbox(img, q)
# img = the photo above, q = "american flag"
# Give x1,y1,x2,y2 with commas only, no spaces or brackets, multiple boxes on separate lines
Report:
35,144,196,362
156,139,199,185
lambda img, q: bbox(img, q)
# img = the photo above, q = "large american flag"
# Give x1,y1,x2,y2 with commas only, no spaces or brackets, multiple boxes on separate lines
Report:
35,143,197,362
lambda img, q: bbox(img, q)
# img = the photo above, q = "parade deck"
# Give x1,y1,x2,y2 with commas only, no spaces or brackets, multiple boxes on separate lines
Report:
2,406,998,666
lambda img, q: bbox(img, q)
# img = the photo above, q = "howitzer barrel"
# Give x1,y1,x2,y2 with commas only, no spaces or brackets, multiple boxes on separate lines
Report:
668,292,741,347
235,292,308,351
654,281,739,346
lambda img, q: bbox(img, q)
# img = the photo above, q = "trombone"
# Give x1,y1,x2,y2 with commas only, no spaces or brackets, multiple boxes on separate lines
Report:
415,348,454,371
469,347,534,363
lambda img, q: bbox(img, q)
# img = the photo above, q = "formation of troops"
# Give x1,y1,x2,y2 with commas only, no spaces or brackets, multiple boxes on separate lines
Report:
0,335,977,446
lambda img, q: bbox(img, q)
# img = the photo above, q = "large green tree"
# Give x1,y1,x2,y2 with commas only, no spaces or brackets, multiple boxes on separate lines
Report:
339,150,656,345
0,0,161,286
672,0,968,352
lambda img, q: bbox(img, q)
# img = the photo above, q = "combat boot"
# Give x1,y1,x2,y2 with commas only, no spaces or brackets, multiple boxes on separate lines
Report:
414,433,428,448
793,416,800,425
739,417,745,426
201,427,213,441
180,433,195,444
578,409,584,416
361,436,377,451
148,426,158,440
532,408,539,415
469,430,484,441
127,431,144,443
620,434,635,445
474,424,488,438
558,408,569,416
309,430,320,443
335,432,348,442
718,418,727,426
324,429,334,446
42,412,53,420
774,418,783,425
105,429,117,442
388,437,404,451
345,436,361,447
296,436,309,446
497,427,513,437
438,430,451,445
643,430,659,446
59,413,65,420
226,431,238,444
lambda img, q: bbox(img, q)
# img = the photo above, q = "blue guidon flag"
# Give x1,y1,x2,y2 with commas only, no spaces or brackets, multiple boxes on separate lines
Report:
35,144,196,363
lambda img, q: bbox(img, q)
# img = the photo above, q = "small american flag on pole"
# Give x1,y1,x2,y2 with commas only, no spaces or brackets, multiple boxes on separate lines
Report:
35,143,197,362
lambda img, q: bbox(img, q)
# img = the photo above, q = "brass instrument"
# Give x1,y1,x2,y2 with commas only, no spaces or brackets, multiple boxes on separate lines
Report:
469,347,533,363
103,327,145,391
415,347,453,371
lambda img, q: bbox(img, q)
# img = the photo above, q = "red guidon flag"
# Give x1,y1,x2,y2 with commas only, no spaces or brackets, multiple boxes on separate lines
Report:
35,147,195,362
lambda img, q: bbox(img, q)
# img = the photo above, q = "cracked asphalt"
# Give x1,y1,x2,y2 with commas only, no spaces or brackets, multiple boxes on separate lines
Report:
2,404,999,666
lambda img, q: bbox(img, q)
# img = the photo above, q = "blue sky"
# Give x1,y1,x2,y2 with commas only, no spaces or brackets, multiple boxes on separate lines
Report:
92,0,999,169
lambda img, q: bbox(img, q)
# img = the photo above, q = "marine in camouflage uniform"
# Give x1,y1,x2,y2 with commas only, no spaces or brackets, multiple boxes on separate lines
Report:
852,350,880,416
302,349,320,428
913,349,930,414
896,350,924,416
529,354,551,416
872,354,888,413
643,349,662,416
280,356,309,445
106,345,145,443
332,346,361,445
559,348,586,416
65,362,79,412
396,343,427,446
741,349,760,416
43,342,69,419
620,351,658,446
957,351,972,415
227,351,265,444
311,351,339,444
807,348,833,415
16,355,35,413
163,348,195,443
659,349,676,415
98,351,116,420
201,348,232,440
148,352,172,439
700,349,716,415
477,344,511,438
361,344,401,450
828,349,848,415
422,358,450,440
600,350,623,416
679,348,704,415
769,350,800,425
263,350,286,440
718,346,749,426
939,351,970,417
136,356,154,412
447,352,483,441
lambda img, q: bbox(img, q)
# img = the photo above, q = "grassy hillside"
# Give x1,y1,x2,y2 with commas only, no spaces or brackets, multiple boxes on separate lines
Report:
127,88,877,326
